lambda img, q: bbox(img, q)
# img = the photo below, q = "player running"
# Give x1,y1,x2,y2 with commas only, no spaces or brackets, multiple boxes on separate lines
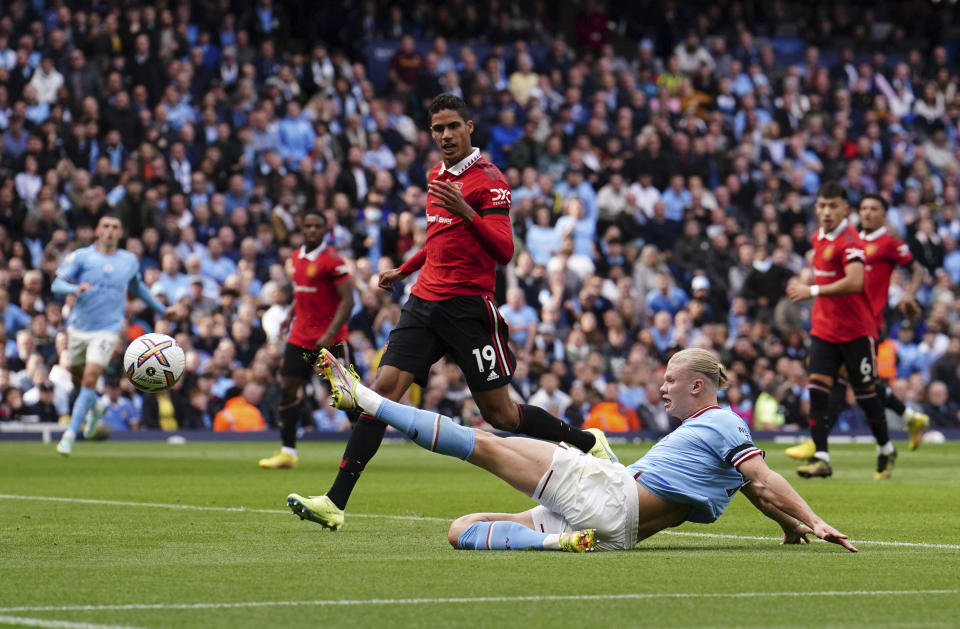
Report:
786,194,929,463
286,94,615,530
306,347,856,553
258,209,355,469
53,215,177,456
786,182,898,479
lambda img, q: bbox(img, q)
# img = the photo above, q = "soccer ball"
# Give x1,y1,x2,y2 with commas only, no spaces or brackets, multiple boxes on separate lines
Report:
123,333,186,393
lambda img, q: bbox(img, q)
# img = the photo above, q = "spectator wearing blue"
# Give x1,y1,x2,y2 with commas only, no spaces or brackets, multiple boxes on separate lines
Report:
155,253,190,303
362,132,397,173
555,166,599,224
942,236,960,284
660,175,692,222
277,100,315,172
526,205,561,266
499,287,540,352
98,379,141,432
161,85,195,131
554,198,596,259
1,288,31,335
648,310,676,356
202,237,238,285
487,108,523,170
645,272,690,316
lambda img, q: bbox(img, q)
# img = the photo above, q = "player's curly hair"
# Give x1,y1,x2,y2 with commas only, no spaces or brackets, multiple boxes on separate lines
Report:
670,348,729,390
429,93,470,124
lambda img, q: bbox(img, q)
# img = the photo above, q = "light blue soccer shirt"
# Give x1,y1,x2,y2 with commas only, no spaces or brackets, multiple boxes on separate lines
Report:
56,246,143,333
626,405,764,524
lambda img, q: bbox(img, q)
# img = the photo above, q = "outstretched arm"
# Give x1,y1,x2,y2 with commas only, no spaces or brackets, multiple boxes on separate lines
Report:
131,278,168,315
738,456,858,552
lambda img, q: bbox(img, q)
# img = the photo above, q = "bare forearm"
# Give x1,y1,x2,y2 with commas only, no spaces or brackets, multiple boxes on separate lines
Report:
741,481,801,529
752,470,824,528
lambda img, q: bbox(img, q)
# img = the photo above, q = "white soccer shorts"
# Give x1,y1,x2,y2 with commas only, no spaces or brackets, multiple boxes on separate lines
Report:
67,327,120,367
529,444,640,551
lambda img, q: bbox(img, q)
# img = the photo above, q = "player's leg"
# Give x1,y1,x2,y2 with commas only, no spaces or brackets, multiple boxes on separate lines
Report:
260,344,310,468
58,331,114,455
842,337,896,478
444,295,604,457
448,509,595,552
797,338,838,477
876,381,929,451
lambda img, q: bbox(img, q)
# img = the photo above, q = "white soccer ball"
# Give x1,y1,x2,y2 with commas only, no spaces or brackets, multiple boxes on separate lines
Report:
123,333,186,393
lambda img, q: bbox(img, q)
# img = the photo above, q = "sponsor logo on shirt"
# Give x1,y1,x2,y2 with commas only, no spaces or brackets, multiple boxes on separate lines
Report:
490,188,511,206
426,213,454,225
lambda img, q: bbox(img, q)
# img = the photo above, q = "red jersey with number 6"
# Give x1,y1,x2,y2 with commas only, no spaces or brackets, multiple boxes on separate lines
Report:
810,220,876,343
409,148,514,301
861,227,914,336
288,243,351,350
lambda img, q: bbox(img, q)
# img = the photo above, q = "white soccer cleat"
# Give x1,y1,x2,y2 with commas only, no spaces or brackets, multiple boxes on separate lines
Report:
56,430,75,456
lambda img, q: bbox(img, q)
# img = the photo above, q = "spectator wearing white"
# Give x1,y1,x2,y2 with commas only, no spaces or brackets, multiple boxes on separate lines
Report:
28,56,64,104
528,372,572,419
596,173,629,227
674,32,715,74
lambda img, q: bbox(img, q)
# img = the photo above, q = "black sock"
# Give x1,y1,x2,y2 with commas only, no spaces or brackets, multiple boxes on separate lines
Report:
808,383,831,454
825,382,846,433
881,384,906,416
278,398,302,449
326,413,387,511
515,404,596,452
856,389,890,447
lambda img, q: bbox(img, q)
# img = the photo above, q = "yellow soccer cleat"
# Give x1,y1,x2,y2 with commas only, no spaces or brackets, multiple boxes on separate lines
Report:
558,529,597,553
906,410,929,452
316,349,361,412
797,458,833,478
258,451,298,469
585,428,619,464
873,449,898,480
286,493,344,531
785,439,816,460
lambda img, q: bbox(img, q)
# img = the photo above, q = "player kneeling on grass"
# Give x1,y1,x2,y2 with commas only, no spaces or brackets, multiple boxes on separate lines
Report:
290,348,857,553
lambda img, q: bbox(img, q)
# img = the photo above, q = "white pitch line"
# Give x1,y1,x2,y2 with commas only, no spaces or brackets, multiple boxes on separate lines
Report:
2,494,958,550
0,615,144,629
0,590,957,613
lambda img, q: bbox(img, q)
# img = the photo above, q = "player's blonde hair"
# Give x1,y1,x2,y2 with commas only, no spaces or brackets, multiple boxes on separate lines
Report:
669,348,729,390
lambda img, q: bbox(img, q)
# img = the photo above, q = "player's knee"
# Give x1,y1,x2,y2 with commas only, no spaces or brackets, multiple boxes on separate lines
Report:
475,400,519,431
447,515,477,547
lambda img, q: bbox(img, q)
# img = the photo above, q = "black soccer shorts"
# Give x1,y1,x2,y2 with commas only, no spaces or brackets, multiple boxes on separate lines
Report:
281,340,352,381
380,294,516,392
808,335,878,388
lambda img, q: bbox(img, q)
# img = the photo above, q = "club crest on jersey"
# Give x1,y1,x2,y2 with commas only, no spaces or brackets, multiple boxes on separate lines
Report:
306,264,318,277
865,244,877,256
823,245,835,261
450,182,464,191
103,263,114,273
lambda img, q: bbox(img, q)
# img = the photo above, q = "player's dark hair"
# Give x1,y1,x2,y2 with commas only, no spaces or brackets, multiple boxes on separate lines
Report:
860,193,889,213
428,93,470,124
816,181,848,202
301,208,327,226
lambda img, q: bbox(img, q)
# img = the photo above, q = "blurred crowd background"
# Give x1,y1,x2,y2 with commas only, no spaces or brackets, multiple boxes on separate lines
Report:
2,0,960,436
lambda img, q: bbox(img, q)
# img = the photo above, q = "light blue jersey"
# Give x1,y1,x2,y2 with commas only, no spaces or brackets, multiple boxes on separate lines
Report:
54,246,162,332
627,405,763,524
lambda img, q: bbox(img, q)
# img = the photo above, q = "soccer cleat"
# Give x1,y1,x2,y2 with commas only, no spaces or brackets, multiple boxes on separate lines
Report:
797,458,833,478
286,493,344,531
874,448,898,480
906,410,929,452
258,451,299,469
56,431,75,456
585,428,619,464
82,401,107,439
785,439,816,460
558,529,597,553
316,349,361,412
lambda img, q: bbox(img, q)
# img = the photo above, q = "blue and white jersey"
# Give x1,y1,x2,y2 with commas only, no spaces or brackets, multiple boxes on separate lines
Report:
57,246,142,333
627,405,763,524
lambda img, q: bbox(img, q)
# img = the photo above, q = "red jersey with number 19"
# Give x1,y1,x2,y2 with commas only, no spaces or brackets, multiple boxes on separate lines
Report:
861,227,914,336
402,148,514,301
810,219,876,343
287,243,351,350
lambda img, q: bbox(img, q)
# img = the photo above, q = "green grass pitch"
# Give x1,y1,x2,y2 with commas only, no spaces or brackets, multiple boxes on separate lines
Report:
1,439,958,628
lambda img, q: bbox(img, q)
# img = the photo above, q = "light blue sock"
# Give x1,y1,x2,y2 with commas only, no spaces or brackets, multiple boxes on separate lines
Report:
68,387,98,434
374,398,475,460
456,521,549,551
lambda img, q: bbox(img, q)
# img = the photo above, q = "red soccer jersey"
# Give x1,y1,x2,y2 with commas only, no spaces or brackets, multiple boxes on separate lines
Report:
402,148,514,300
861,227,914,336
287,243,351,349
810,220,876,343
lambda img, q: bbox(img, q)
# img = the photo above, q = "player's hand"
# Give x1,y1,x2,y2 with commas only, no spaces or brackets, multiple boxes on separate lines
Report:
428,181,475,221
378,268,408,292
786,278,812,303
780,520,813,545
76,282,93,295
279,311,293,336
900,297,921,319
165,303,188,320
813,523,859,553
315,331,335,350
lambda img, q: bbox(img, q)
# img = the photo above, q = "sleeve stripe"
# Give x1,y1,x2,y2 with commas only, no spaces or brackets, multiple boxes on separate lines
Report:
732,448,765,469
725,442,755,465
478,207,509,217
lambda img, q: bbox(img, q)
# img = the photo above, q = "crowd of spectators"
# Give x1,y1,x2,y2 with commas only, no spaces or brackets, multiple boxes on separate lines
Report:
2,0,960,436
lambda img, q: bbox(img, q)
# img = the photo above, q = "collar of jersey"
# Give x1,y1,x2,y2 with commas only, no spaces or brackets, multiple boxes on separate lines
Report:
300,242,327,260
439,147,481,177
860,226,887,241
818,218,848,241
